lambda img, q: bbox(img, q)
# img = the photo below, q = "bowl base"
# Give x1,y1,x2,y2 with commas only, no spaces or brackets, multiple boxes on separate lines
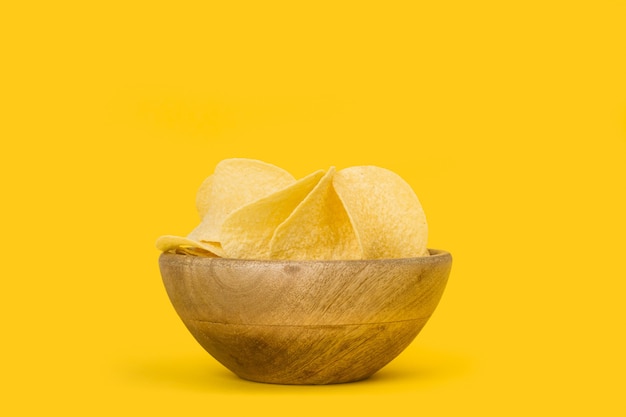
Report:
235,372,373,385
185,319,429,385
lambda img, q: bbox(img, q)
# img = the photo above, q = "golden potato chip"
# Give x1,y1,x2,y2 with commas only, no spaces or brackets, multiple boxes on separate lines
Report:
332,166,428,258
189,158,295,242
158,159,431,260
155,235,224,257
220,170,326,259
195,174,213,219
269,167,363,260
173,246,220,257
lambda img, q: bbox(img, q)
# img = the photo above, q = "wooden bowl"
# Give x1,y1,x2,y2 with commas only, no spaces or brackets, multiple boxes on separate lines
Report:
158,249,452,385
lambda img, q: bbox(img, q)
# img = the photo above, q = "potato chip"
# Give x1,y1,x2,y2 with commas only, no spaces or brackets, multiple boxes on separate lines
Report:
269,167,362,260
173,246,220,257
155,235,224,257
195,174,213,219
332,166,428,258
189,158,295,242
220,170,326,259
158,159,431,260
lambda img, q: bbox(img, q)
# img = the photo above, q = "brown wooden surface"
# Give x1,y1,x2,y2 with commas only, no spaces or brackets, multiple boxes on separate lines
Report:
159,250,452,384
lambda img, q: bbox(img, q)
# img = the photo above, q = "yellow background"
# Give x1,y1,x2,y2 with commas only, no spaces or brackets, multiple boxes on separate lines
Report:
2,1,625,415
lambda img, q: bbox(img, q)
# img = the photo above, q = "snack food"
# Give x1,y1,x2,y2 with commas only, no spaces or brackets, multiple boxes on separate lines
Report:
333,166,429,258
189,158,295,243
156,158,429,259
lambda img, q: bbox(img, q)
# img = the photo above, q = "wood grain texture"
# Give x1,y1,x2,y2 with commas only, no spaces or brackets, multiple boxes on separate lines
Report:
159,250,452,384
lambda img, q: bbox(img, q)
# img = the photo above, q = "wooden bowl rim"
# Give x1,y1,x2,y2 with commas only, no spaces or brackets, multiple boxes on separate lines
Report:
159,248,451,266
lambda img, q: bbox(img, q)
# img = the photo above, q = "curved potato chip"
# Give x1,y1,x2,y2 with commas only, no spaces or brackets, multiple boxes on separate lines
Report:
195,174,213,219
332,166,428,258
220,170,325,259
270,167,362,260
155,235,224,257
189,158,295,242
